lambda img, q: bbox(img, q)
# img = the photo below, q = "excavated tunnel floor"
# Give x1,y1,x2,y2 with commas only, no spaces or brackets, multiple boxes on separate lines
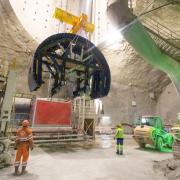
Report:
0,136,172,180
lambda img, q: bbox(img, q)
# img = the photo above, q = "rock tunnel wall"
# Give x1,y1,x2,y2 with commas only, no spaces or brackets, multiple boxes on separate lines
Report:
102,83,157,125
102,42,169,125
156,83,180,125
0,0,37,94
101,0,180,126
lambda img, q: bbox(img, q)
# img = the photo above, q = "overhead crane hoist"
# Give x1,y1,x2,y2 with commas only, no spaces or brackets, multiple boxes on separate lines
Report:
28,8,111,99
53,7,94,35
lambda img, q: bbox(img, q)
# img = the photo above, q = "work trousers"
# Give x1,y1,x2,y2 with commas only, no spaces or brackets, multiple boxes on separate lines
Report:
14,146,29,167
116,138,124,152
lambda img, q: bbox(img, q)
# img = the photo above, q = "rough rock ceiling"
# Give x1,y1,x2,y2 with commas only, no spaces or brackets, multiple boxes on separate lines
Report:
102,42,171,97
0,0,179,99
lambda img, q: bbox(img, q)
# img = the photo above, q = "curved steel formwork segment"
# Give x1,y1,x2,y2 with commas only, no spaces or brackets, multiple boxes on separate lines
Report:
28,33,111,99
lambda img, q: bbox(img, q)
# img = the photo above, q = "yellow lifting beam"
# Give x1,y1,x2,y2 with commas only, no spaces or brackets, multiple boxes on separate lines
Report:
53,7,95,34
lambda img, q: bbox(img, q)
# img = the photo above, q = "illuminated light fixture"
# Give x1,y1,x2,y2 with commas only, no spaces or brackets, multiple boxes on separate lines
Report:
101,116,111,126
105,25,123,44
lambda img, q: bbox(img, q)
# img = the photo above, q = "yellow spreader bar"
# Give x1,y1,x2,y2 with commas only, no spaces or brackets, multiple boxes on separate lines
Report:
53,7,95,34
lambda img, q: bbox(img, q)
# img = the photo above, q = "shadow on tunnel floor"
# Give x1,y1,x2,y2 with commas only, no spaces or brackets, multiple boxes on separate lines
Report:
39,141,101,153
135,145,172,153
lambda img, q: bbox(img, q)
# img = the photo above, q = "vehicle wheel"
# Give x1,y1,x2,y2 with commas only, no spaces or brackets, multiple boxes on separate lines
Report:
151,129,156,142
157,137,164,151
139,143,145,148
0,141,5,154
167,136,174,148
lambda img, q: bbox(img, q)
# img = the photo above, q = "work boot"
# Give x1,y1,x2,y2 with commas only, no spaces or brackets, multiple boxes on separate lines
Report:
21,166,27,174
119,150,123,155
14,166,20,176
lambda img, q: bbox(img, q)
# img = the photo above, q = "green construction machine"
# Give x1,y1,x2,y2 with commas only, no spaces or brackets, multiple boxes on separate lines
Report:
133,116,174,151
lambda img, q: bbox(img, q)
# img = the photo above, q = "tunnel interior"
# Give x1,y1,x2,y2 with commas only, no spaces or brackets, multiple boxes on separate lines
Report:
0,0,180,179
1,0,179,125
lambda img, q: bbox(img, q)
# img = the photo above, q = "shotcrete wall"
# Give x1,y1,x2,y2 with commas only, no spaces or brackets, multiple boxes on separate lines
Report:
102,83,156,125
101,44,165,126
156,83,180,125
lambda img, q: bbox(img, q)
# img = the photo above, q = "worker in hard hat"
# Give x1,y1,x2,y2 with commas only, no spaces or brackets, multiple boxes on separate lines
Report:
14,120,34,175
114,124,124,155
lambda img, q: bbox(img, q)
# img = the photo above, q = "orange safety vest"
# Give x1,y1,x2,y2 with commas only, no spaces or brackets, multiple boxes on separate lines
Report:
16,127,33,148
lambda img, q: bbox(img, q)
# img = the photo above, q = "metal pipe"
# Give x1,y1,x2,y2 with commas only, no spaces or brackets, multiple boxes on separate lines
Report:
107,0,180,95
107,0,135,28
14,98,31,113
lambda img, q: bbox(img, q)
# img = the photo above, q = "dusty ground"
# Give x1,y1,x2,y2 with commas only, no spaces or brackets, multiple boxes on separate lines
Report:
154,159,180,180
0,135,172,180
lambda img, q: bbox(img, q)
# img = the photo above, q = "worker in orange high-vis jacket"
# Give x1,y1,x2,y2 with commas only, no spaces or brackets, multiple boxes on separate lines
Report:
14,119,34,175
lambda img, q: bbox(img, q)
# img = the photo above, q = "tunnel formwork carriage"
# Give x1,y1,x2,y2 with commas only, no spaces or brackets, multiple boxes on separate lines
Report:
28,33,111,99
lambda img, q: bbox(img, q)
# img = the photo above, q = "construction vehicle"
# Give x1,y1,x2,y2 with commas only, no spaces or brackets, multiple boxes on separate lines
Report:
171,113,180,159
133,116,174,151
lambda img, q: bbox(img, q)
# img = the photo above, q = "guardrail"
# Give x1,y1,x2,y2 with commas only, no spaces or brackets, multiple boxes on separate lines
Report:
141,16,180,41
140,16,180,61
